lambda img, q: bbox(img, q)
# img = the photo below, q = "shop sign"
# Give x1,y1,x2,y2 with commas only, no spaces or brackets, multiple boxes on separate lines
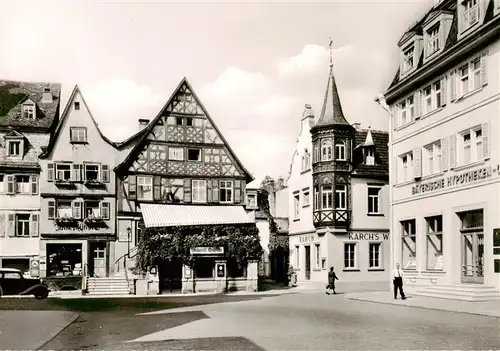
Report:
189,246,224,255
412,166,493,196
299,234,317,243
348,232,389,241
216,263,225,278
30,258,40,277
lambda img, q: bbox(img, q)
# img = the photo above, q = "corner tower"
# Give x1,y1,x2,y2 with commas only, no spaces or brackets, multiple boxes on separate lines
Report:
311,42,355,233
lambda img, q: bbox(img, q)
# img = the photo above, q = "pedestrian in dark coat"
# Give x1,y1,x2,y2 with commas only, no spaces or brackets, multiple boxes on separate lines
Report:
326,266,339,295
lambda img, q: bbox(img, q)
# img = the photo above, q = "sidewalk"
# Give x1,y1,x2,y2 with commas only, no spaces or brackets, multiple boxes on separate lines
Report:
345,291,500,318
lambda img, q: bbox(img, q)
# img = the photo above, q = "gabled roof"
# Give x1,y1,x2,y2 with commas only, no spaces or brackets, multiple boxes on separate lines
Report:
312,65,351,129
39,85,116,159
115,128,148,150
3,130,25,139
115,77,254,183
0,79,61,130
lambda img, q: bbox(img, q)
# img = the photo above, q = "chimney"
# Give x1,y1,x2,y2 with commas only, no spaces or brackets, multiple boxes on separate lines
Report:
139,118,150,131
41,87,53,104
301,103,315,130
352,122,361,130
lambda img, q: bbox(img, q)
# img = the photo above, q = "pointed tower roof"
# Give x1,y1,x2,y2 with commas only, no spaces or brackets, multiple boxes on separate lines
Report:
364,128,375,147
313,40,351,130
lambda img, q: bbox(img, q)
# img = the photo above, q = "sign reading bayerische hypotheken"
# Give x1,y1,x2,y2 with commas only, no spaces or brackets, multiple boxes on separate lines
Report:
412,166,493,196
189,246,224,255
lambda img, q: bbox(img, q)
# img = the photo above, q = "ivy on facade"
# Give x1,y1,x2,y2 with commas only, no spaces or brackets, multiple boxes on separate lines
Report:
257,184,289,254
134,223,263,273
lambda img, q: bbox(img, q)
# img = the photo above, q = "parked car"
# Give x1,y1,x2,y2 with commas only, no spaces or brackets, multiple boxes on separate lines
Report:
0,268,50,299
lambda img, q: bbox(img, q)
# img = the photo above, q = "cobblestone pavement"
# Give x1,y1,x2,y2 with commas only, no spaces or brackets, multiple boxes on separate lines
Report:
34,292,500,350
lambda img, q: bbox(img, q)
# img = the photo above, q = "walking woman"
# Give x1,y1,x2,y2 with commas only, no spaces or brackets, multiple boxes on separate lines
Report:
326,266,339,295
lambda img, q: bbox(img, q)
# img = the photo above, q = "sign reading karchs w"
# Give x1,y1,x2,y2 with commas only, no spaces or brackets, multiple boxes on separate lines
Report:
348,232,389,241
412,166,494,196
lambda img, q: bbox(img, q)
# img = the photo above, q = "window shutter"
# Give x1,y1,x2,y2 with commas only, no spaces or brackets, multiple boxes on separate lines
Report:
440,137,448,172
7,213,15,237
48,201,56,219
184,178,191,202
234,180,241,203
0,212,4,238
102,165,110,183
128,175,137,200
47,163,54,182
30,214,39,237
101,202,110,220
153,176,161,200
481,51,488,86
413,148,422,179
482,122,490,159
30,175,38,195
414,92,421,119
449,134,457,169
212,179,219,202
440,76,447,107
72,164,81,182
207,180,213,202
450,70,457,102
6,175,15,194
72,201,82,219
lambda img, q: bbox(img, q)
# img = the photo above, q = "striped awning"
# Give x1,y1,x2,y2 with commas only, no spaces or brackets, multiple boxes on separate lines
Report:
140,203,255,228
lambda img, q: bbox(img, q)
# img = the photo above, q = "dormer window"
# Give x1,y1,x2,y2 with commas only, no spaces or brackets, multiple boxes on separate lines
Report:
7,141,21,157
22,103,35,119
463,0,479,29
427,24,440,56
403,45,415,72
365,149,375,165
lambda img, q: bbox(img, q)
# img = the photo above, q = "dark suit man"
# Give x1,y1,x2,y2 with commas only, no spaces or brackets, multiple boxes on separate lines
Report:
393,263,406,300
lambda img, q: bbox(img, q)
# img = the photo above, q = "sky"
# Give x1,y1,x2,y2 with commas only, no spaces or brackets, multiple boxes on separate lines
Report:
0,0,435,184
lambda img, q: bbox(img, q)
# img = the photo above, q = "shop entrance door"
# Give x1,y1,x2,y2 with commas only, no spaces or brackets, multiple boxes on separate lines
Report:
90,242,107,278
304,245,311,280
461,232,484,284
159,258,183,293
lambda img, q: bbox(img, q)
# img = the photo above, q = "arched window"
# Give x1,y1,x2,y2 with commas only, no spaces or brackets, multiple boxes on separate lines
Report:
321,139,333,161
335,140,346,161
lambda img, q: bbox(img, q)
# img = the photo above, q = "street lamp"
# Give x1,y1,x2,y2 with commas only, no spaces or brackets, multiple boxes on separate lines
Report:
127,226,132,258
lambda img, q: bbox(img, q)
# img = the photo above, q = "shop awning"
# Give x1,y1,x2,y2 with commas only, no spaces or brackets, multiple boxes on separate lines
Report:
140,203,255,228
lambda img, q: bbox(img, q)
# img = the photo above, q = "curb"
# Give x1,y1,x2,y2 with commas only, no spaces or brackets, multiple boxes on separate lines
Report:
345,294,500,319
35,312,80,350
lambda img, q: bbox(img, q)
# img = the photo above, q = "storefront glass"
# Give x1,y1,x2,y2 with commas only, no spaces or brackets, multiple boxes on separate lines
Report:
47,243,83,277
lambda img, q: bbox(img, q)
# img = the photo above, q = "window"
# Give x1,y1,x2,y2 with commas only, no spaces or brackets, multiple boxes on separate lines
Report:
460,64,470,95
192,179,207,203
302,149,311,172
187,148,201,161
70,127,87,143
57,200,72,218
368,186,381,214
84,201,100,218
302,190,310,206
369,243,382,269
168,147,184,161
321,139,332,161
401,219,416,270
399,152,413,183
295,246,300,267
344,243,357,269
427,24,440,55
85,164,99,181
247,193,257,208
422,80,441,115
314,186,320,210
403,45,414,72
424,141,441,176
56,164,71,181
137,176,153,200
15,175,30,194
321,185,333,210
464,0,479,29
219,180,233,203
3,271,22,279
315,244,321,268
458,58,482,97
459,126,483,165
16,214,30,237
23,103,35,118
423,86,432,114
74,102,80,110
0,175,3,193
313,145,320,163
293,194,300,219
7,141,21,157
186,118,193,127
426,215,443,271
365,148,375,165
398,96,414,126
335,140,346,161
335,184,346,210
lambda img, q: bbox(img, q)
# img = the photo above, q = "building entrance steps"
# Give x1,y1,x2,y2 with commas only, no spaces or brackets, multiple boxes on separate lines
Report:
345,291,500,318
86,277,131,296
414,284,500,301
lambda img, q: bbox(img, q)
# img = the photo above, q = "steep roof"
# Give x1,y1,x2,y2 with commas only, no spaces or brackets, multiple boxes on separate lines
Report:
0,79,61,130
115,77,254,183
313,66,351,129
352,129,389,179
39,85,116,158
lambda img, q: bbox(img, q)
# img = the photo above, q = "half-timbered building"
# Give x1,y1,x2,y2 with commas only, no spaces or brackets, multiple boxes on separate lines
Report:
114,77,256,294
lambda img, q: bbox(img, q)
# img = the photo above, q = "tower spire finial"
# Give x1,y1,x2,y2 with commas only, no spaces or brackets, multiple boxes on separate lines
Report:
329,37,333,68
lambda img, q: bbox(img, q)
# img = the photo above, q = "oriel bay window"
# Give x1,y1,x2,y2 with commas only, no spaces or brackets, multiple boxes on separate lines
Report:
426,215,443,270
219,180,233,203
314,186,320,210
321,185,333,210
401,219,416,270
335,140,346,161
192,179,207,203
335,185,346,210
321,139,333,161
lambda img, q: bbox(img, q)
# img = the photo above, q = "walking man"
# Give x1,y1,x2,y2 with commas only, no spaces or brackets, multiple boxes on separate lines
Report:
392,263,406,300
326,266,339,295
